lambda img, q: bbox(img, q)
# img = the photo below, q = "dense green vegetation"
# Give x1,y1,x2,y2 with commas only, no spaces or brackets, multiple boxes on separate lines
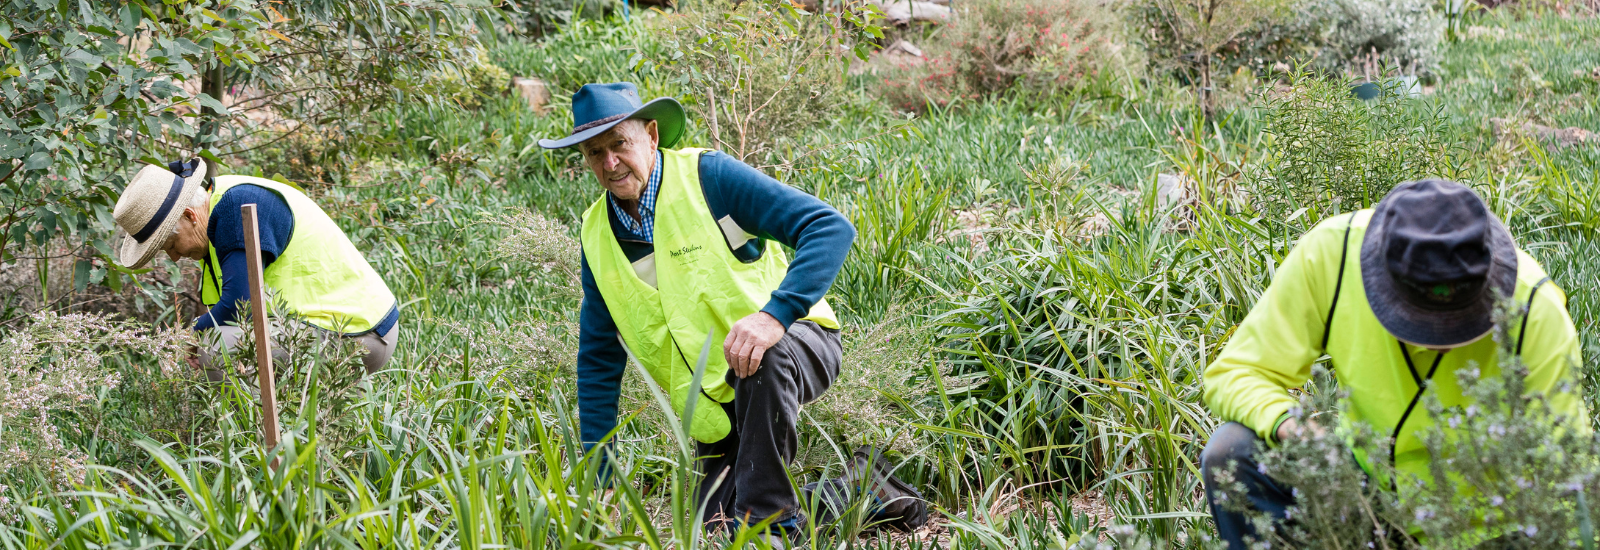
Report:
1,0,1597,547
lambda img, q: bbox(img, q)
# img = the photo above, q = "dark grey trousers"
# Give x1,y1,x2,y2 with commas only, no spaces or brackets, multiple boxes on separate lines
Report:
696,320,841,529
1201,422,1295,550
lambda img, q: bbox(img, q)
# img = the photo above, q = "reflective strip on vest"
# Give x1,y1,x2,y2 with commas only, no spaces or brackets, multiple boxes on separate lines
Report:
580,148,840,444
201,176,397,335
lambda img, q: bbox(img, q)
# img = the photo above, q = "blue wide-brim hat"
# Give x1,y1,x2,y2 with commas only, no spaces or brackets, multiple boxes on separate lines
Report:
539,82,686,150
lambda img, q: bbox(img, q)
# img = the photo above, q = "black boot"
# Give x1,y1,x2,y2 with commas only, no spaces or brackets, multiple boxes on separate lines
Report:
803,446,928,532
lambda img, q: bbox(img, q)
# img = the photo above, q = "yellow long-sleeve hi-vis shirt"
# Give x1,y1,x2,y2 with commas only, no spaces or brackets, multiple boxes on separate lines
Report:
1203,209,1587,490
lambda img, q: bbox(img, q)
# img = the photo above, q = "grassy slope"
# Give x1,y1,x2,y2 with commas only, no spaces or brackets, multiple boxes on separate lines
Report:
4,8,1596,550
358,8,1595,541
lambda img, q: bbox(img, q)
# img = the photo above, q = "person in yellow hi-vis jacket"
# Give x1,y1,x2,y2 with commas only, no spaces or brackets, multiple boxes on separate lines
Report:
112,159,400,377
1200,179,1586,548
539,83,926,546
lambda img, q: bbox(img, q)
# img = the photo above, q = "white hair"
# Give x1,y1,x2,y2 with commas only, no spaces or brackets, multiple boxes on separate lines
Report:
189,186,210,210
615,118,651,136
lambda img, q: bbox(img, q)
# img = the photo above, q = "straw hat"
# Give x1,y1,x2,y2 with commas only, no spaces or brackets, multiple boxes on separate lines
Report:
113,159,207,269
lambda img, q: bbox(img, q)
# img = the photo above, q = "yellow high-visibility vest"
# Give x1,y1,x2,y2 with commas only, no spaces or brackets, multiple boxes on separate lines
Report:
581,148,839,444
201,176,397,335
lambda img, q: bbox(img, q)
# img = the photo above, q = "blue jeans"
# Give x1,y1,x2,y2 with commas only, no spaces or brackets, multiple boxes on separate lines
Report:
1200,422,1294,550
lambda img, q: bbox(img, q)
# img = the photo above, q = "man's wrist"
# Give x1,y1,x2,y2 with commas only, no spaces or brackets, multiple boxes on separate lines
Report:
758,305,796,329
1271,412,1294,445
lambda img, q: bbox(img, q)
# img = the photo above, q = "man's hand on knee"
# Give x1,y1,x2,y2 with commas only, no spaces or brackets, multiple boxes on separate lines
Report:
724,312,785,379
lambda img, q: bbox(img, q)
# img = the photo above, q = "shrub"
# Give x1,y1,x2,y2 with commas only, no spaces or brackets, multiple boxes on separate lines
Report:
945,0,1130,96
495,207,582,287
1139,0,1294,118
655,0,879,164
880,0,1133,111
1319,0,1443,76
420,55,515,110
0,0,272,266
242,125,364,186
1246,68,1456,222
0,312,189,505
1405,331,1598,546
1139,0,1444,89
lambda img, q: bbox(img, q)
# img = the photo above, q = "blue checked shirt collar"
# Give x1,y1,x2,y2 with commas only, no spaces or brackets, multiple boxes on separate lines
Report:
608,150,662,243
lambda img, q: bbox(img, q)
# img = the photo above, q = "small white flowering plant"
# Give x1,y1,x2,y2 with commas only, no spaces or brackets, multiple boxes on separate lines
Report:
0,312,190,515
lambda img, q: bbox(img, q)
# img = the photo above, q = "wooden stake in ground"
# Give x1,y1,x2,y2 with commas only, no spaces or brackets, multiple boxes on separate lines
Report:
240,204,282,459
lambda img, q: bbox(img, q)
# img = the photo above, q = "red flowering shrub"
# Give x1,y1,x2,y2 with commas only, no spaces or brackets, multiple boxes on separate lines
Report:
877,0,1132,111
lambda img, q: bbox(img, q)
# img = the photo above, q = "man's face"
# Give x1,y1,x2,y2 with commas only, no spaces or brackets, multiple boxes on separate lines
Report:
162,206,210,262
581,119,659,201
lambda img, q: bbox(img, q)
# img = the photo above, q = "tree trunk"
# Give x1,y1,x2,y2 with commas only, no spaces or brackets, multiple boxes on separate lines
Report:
198,62,226,180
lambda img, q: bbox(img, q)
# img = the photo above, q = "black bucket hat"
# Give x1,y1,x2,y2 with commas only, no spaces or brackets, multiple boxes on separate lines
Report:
538,82,685,150
1360,179,1518,347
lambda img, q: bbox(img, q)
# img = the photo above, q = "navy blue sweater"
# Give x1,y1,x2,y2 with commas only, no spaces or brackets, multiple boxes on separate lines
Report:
196,184,398,334
576,150,855,452
195,185,294,331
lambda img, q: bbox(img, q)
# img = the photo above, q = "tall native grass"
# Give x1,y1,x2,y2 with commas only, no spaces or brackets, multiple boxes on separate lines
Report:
0,320,800,548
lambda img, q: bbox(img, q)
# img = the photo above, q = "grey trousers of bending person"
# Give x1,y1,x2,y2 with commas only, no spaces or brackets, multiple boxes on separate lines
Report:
198,320,401,381
1201,422,1296,550
696,320,842,530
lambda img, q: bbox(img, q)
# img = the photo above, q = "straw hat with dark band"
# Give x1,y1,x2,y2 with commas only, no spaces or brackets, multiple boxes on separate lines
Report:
114,159,207,269
1360,179,1518,348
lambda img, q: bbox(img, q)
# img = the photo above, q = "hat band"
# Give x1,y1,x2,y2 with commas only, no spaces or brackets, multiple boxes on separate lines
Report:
573,113,628,134
131,160,198,243
1395,275,1487,311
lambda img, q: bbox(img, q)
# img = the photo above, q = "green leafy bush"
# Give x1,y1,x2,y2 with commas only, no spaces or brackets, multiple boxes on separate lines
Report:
655,0,879,164
490,15,652,97
420,56,515,110
0,0,486,311
1247,68,1455,221
0,1,271,265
